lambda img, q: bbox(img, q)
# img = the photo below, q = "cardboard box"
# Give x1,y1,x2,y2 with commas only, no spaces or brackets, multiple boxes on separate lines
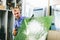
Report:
0,5,5,10
47,30,60,40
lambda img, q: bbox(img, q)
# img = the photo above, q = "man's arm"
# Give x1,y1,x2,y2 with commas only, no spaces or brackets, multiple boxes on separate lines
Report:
13,29,17,36
13,24,18,36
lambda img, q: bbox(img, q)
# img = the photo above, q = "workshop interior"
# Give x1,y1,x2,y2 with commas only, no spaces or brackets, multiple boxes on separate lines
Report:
0,0,60,40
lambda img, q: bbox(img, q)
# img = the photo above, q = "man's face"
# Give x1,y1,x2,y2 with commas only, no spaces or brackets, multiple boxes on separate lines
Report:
13,8,21,19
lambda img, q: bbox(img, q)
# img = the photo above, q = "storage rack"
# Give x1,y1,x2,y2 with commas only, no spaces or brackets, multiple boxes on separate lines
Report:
0,0,22,40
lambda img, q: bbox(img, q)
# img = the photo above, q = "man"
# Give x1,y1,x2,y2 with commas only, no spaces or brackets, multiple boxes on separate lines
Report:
12,7,24,36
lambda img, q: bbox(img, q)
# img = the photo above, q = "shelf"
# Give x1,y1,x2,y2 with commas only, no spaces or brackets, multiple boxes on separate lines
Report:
0,0,22,40
0,10,6,11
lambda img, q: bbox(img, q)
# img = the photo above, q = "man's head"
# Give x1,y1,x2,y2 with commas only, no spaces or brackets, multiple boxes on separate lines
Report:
12,7,21,19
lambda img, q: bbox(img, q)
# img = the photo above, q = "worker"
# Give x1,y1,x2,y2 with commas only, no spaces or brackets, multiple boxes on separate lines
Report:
12,6,24,36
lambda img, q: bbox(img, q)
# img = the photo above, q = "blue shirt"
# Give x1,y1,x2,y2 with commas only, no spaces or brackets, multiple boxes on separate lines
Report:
14,16,24,29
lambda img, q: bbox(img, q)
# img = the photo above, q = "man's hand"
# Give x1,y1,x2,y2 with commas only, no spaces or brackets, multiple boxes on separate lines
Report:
13,29,17,36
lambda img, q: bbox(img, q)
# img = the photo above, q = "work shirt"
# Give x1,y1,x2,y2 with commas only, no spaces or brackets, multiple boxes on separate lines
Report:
14,16,24,29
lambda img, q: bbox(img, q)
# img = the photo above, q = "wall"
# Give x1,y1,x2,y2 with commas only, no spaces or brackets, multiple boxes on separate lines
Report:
2,0,6,8
22,0,49,17
50,0,60,6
